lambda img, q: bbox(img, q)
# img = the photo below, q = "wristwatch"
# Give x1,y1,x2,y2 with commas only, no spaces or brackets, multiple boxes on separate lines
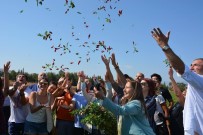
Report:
162,45,170,51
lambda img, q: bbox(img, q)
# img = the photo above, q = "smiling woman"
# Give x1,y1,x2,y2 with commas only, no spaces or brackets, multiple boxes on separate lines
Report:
24,78,54,135
94,80,155,135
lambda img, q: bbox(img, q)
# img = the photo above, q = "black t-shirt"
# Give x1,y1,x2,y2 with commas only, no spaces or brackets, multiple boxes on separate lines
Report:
159,87,173,102
170,102,184,135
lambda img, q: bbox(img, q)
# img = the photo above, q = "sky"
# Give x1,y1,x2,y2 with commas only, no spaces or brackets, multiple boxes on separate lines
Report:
1,0,203,84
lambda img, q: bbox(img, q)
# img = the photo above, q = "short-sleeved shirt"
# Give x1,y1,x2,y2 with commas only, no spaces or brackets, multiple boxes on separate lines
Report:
159,87,173,103
72,92,87,128
56,92,74,121
8,87,32,123
154,94,165,125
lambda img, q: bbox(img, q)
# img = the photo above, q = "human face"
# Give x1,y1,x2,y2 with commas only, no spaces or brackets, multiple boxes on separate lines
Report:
140,80,149,92
16,74,27,84
47,84,57,93
151,77,160,88
69,87,76,95
38,72,47,81
182,90,187,98
190,60,203,75
135,73,144,82
39,79,49,90
123,82,135,100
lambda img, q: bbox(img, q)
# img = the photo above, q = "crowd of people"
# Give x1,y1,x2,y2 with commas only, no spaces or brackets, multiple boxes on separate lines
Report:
0,28,203,135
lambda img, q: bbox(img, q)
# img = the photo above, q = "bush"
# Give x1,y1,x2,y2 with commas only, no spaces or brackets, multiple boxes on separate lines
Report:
72,102,117,135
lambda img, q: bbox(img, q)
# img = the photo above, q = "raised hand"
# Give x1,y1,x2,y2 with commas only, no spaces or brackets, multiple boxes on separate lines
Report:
110,53,118,67
65,72,69,78
18,83,27,94
101,55,110,66
151,28,170,47
13,81,20,90
77,71,85,82
4,61,11,73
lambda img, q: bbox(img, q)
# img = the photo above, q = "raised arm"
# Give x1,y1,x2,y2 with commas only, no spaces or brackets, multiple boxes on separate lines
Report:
104,73,113,99
76,71,84,91
101,55,124,98
168,67,185,106
151,28,185,75
61,72,69,88
78,71,92,103
3,61,10,97
111,53,126,85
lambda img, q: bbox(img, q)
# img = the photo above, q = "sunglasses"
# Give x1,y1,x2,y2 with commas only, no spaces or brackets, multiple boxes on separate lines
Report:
39,82,48,85
141,82,148,86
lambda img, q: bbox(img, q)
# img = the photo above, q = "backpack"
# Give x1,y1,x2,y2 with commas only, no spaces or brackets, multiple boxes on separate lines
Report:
145,95,157,133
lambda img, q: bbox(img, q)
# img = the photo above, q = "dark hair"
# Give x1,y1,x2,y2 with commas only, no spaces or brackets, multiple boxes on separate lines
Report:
94,83,106,96
194,58,203,61
142,78,156,96
151,73,162,82
124,74,133,81
49,80,57,86
0,78,3,90
126,81,148,116
94,83,101,90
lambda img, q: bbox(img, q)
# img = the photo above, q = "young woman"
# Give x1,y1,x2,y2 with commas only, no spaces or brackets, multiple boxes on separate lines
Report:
95,80,155,135
24,78,54,135
140,78,157,133
141,79,171,135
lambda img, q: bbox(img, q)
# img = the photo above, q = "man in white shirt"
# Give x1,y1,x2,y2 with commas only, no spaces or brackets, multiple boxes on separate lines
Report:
151,28,203,135
7,74,32,135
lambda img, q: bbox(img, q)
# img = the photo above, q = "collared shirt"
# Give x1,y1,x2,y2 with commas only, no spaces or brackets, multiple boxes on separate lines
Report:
179,65,203,135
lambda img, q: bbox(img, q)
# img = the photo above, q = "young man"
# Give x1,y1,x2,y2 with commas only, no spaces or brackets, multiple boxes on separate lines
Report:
7,73,32,135
151,28,203,135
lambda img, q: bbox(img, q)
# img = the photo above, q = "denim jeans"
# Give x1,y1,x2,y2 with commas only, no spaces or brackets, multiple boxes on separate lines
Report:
8,122,24,135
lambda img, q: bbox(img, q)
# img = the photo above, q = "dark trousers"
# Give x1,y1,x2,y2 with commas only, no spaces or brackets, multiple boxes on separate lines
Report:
74,127,90,135
156,123,169,135
3,106,10,134
8,122,24,135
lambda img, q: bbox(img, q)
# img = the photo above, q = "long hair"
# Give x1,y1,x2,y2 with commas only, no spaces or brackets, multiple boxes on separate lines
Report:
123,80,148,116
0,78,3,90
142,78,156,97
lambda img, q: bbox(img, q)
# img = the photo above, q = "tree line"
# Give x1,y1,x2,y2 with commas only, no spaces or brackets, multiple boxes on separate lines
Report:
0,69,101,86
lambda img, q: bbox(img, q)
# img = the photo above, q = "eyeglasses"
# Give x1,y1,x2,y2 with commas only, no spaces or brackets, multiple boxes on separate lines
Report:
190,63,203,67
141,82,148,86
39,82,48,85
